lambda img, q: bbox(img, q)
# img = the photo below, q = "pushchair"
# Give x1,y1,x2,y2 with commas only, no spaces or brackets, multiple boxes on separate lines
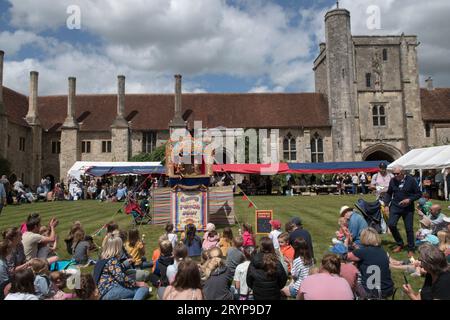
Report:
124,193,152,226
354,198,383,234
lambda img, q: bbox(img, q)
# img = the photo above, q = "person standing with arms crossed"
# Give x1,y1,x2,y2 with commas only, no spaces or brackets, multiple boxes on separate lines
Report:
385,165,421,257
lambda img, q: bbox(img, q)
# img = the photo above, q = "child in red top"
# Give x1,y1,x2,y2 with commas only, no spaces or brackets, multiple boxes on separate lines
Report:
242,223,255,247
278,232,294,272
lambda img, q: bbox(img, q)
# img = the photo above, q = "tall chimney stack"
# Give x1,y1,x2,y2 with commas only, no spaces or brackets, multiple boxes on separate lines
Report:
0,50,4,107
425,76,433,91
26,71,40,125
63,77,78,128
169,74,186,129
112,75,128,127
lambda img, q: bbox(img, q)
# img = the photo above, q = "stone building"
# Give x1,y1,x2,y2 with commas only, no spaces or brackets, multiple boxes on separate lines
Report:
0,6,449,186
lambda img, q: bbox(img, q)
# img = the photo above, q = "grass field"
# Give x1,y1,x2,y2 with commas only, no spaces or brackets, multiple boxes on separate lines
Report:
1,194,448,300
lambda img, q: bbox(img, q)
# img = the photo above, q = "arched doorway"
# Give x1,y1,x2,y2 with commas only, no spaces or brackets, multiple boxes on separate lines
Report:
362,144,403,163
364,151,395,162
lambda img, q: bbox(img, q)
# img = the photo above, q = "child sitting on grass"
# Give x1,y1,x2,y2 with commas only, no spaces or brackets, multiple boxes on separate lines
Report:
202,229,220,250
242,223,255,247
332,217,352,247
278,232,294,272
74,273,99,300
48,271,76,300
29,258,55,299
37,226,58,260
125,229,152,269
152,234,169,271
165,223,178,248
225,236,245,274
151,240,174,299
72,229,96,266
219,227,233,257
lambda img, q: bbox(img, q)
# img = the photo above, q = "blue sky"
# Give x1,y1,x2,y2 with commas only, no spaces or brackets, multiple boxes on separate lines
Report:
1,0,449,95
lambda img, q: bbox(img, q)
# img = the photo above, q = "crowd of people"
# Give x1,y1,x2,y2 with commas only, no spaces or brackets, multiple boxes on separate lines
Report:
1,164,449,300
0,174,168,212
1,201,449,300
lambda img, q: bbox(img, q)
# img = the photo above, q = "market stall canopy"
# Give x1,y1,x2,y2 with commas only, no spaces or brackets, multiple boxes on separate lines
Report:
67,161,165,179
286,161,389,174
213,163,290,175
388,145,450,170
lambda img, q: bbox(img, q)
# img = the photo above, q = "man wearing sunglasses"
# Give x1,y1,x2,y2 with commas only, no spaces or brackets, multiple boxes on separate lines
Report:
385,165,422,257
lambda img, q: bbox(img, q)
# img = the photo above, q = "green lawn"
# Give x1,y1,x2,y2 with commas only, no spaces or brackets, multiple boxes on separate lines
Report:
1,194,448,300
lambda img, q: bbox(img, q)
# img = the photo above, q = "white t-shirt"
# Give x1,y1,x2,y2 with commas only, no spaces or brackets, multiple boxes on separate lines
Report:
269,230,282,250
351,175,359,184
233,261,251,296
5,293,39,300
22,232,44,261
168,233,178,248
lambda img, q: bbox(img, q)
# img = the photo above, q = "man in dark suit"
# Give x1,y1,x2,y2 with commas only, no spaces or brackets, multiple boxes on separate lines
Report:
385,165,421,256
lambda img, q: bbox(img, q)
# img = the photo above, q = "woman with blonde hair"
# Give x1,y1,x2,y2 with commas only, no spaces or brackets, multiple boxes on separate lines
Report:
94,233,149,300
202,247,233,300
348,227,394,299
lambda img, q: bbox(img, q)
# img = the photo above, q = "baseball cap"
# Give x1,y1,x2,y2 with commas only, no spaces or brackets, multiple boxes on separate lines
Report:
269,220,281,229
379,162,387,169
291,217,302,226
339,206,353,217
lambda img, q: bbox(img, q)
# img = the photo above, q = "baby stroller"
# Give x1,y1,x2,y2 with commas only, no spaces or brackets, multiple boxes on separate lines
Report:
124,193,152,226
354,199,383,234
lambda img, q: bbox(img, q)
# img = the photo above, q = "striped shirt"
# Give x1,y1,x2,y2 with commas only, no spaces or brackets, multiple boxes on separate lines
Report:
291,257,311,291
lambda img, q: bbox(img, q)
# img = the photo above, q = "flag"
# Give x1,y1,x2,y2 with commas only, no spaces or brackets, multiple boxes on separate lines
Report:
248,202,254,208
242,195,248,201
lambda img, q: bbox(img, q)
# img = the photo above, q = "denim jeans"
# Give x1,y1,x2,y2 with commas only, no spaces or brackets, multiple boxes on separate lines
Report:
102,285,149,300
0,203,3,215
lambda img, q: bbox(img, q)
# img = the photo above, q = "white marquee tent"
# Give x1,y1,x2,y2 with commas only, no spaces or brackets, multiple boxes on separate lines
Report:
67,161,163,181
388,145,450,200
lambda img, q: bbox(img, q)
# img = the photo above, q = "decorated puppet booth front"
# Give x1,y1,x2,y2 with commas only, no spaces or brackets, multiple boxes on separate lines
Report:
153,136,235,230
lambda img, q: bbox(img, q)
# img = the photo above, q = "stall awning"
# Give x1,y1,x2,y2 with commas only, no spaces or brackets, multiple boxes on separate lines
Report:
67,161,165,179
86,165,166,177
388,145,450,170
213,163,290,174
286,161,389,174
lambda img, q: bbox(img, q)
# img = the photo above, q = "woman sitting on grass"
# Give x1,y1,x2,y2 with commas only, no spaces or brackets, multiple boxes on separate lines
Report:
347,227,394,299
246,237,287,300
94,233,149,300
402,243,450,300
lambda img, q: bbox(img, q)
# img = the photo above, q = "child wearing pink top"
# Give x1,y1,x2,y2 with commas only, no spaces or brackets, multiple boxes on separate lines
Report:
202,230,220,250
242,223,255,247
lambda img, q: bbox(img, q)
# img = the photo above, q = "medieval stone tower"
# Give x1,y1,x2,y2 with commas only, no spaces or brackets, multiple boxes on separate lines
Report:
315,5,424,162
324,8,357,161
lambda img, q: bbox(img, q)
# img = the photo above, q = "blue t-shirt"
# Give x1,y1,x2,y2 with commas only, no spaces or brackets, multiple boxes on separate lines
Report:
348,212,368,242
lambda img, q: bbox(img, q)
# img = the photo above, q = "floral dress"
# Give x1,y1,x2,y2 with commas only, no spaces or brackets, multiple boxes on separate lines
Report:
98,257,136,297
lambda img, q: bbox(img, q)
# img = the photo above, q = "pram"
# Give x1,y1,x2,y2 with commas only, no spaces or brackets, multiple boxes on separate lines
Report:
354,198,383,234
124,193,152,226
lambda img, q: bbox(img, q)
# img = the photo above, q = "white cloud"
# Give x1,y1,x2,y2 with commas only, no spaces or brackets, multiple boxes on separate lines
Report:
4,0,315,93
0,30,46,55
3,0,450,94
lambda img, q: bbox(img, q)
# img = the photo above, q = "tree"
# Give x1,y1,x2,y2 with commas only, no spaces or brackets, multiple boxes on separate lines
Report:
0,157,11,176
131,144,166,165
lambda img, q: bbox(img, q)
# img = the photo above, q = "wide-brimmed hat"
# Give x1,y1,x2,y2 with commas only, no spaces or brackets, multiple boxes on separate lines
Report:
339,206,353,217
